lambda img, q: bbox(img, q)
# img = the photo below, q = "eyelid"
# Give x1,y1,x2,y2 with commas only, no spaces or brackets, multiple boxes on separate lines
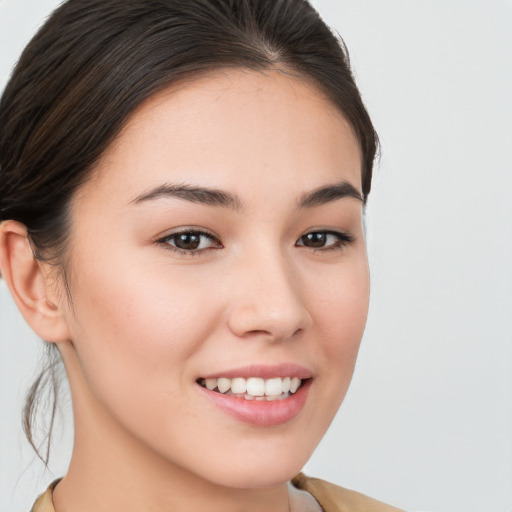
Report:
157,226,219,240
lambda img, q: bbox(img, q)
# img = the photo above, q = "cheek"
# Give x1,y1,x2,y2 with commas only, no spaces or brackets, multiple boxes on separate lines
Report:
65,255,218,407
308,256,369,392
311,255,369,342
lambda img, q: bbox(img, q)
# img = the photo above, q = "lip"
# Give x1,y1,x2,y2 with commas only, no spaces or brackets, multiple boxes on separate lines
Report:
198,378,312,427
200,363,313,380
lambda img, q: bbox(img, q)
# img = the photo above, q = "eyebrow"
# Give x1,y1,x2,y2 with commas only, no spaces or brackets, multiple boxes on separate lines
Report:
130,180,363,210
130,183,243,210
297,181,363,208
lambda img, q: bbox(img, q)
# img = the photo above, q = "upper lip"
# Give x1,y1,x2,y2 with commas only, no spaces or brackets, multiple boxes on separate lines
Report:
200,363,313,380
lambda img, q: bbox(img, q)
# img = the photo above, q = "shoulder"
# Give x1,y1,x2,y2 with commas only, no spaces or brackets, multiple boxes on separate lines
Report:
292,473,405,512
31,474,403,512
30,479,60,512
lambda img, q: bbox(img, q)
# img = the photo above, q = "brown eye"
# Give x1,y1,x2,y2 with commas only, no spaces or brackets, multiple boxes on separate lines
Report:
296,230,354,250
174,232,202,250
300,232,328,248
161,230,221,253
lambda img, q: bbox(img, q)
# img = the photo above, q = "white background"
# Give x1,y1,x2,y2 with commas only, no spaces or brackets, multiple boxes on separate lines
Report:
1,1,511,511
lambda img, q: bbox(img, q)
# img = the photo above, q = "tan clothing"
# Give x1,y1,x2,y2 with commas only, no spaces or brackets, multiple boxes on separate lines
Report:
31,479,60,512
291,473,404,512
31,473,404,512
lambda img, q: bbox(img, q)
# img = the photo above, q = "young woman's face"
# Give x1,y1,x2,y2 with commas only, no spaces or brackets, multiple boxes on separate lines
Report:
59,69,369,488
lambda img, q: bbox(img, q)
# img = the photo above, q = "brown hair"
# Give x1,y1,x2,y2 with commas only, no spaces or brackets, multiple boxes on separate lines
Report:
0,0,378,464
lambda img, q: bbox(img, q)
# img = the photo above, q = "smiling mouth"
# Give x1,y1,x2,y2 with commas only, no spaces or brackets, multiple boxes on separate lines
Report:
197,376,306,401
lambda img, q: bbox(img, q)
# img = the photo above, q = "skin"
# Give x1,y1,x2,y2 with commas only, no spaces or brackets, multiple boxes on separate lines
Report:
0,68,369,512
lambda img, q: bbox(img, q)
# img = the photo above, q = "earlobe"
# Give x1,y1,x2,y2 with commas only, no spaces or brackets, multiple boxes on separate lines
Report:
0,220,71,343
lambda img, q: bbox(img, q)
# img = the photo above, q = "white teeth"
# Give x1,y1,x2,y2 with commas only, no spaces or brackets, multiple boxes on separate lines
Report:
217,378,231,393
246,377,265,396
265,377,283,396
205,378,217,390
231,377,247,394
199,376,305,398
290,377,301,393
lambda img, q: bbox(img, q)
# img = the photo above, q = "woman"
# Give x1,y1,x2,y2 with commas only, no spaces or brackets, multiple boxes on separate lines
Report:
0,0,403,510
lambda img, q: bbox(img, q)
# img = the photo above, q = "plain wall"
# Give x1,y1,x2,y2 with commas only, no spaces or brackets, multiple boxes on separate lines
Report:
1,1,511,511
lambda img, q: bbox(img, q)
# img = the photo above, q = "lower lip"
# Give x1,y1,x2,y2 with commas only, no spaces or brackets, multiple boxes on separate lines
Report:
198,379,312,427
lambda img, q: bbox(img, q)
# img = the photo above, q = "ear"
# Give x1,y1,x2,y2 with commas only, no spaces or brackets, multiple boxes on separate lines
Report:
0,220,71,343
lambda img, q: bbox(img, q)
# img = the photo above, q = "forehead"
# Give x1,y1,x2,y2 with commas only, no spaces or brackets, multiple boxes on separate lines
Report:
79,68,362,206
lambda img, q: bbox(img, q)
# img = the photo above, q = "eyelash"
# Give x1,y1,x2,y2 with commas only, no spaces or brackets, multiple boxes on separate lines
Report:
157,229,354,256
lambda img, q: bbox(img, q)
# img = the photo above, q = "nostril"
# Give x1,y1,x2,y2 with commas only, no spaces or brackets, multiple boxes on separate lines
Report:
227,303,311,341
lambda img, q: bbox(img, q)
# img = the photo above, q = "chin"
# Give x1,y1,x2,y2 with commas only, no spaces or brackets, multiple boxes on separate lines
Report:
183,433,317,489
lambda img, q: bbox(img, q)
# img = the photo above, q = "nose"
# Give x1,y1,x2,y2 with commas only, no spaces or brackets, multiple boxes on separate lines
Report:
226,250,313,341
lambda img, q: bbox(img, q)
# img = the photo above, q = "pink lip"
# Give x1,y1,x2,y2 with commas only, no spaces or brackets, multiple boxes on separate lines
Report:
198,378,312,427
200,363,313,380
